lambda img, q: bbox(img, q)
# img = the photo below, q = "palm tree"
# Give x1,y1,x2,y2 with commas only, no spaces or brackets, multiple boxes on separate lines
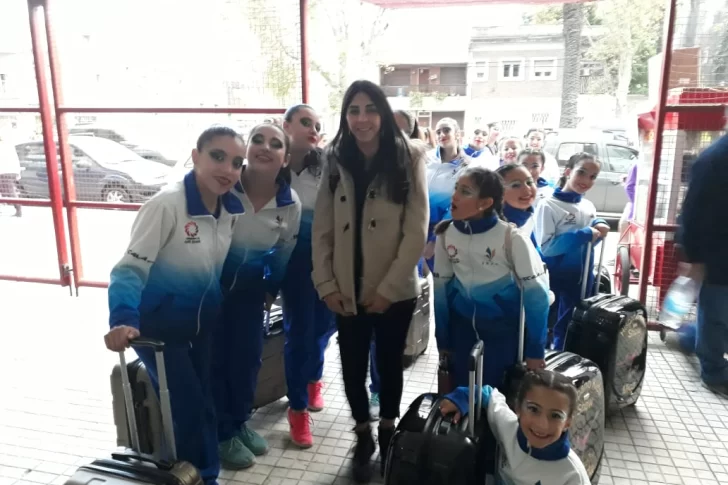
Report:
560,2,584,128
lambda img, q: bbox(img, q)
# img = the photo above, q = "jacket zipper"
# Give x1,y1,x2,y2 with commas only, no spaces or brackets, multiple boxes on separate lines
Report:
465,222,480,340
197,216,218,336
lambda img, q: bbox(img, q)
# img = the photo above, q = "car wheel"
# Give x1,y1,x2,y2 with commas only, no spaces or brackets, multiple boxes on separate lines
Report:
103,185,130,203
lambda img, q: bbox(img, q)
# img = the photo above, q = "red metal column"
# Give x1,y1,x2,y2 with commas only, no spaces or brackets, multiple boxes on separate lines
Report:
299,0,310,104
43,0,83,294
638,0,678,304
26,0,71,288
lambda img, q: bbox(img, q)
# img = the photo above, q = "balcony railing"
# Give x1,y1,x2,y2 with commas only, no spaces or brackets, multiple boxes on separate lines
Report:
382,84,467,97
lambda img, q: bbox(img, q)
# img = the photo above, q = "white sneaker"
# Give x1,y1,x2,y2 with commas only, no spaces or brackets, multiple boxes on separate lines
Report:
369,392,380,421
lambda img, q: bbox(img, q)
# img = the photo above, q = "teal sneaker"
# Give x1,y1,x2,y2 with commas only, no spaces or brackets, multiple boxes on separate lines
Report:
238,424,269,456
218,436,255,470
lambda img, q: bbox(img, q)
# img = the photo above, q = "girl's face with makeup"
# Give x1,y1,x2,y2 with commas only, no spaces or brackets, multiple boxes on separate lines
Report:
246,125,289,179
516,386,572,449
564,159,600,194
502,166,536,210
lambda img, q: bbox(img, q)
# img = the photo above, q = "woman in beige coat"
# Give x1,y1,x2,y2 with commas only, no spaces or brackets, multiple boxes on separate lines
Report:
311,80,429,483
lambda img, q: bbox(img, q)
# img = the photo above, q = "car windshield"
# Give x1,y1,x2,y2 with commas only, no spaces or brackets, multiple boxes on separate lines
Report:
70,137,147,166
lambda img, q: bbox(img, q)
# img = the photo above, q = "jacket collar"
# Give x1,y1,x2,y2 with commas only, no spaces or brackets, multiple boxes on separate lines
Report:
184,170,244,217
553,187,582,204
503,204,534,228
452,214,499,234
435,146,468,166
517,427,571,461
537,177,550,188
234,177,296,208
463,145,483,158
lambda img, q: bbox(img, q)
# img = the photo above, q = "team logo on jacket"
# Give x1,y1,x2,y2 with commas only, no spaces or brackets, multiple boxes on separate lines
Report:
446,244,460,263
275,215,283,226
564,213,577,225
484,247,497,266
184,221,201,244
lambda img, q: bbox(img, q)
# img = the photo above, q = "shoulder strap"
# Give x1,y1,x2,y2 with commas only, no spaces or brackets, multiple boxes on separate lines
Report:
504,222,521,286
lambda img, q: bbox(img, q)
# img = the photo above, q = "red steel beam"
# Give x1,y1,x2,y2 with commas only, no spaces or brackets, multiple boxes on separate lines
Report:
68,201,142,211
27,0,71,288
0,275,65,285
56,107,287,114
45,0,83,291
0,198,53,207
638,0,678,304
300,0,310,104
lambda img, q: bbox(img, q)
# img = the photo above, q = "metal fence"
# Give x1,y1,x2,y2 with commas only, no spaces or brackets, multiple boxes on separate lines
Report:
0,0,309,293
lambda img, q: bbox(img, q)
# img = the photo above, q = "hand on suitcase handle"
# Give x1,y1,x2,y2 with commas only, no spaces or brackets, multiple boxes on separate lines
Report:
129,337,165,352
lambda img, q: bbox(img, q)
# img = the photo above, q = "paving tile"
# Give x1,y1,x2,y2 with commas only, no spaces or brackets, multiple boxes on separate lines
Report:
0,282,726,485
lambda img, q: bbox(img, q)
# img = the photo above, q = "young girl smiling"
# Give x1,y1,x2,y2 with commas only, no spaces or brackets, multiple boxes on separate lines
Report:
535,153,610,351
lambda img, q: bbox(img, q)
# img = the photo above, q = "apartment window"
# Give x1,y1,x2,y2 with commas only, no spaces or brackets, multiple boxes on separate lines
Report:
417,110,432,129
500,60,524,81
532,58,557,80
474,61,488,81
0,74,6,93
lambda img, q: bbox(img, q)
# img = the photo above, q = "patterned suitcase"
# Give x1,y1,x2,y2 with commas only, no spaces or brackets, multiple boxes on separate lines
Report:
253,303,287,408
564,240,648,413
67,338,203,485
402,277,431,368
504,235,605,484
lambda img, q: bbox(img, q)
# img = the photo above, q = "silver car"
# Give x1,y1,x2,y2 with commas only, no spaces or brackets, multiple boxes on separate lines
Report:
543,129,637,218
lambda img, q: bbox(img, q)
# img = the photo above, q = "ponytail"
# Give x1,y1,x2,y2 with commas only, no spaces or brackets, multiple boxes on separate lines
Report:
434,219,453,235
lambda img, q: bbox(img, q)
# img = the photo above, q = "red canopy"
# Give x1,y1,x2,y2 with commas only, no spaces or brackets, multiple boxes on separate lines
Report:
363,0,590,7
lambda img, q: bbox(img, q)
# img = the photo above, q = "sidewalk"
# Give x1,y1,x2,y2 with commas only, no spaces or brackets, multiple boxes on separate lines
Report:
0,281,726,485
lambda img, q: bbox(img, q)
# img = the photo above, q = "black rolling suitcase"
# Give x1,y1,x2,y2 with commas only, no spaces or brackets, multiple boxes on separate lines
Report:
385,341,487,485
402,277,431,368
565,241,648,413
505,247,606,485
67,338,203,485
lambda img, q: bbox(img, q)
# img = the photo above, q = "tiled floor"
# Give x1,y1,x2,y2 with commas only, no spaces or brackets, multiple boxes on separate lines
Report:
0,281,726,485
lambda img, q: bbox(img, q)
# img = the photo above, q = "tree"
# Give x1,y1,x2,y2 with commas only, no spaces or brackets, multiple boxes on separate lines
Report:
306,0,389,115
525,4,601,26
560,3,584,129
585,0,664,115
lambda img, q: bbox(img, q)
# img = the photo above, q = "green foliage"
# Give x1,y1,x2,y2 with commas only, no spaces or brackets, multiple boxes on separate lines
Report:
433,91,448,102
585,0,665,96
711,18,728,84
409,90,424,108
525,3,601,25
247,0,298,104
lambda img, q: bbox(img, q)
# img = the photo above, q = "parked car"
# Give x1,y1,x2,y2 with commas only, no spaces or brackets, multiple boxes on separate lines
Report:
543,129,638,218
69,124,177,167
15,136,171,203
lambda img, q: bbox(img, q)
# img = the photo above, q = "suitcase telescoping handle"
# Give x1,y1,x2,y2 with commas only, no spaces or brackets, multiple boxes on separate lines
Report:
580,238,607,300
467,340,484,437
119,337,177,462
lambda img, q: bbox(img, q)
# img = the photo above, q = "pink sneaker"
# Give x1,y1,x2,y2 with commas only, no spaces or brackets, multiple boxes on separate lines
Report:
307,381,325,412
288,409,313,449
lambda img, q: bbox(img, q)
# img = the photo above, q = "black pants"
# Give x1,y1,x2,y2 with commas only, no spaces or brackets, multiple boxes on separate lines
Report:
337,298,416,425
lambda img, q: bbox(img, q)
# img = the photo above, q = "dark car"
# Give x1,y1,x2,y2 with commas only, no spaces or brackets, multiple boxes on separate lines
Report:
15,136,170,203
69,124,177,167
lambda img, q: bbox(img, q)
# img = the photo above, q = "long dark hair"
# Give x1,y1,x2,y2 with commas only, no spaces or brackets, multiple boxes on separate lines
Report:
328,80,412,205
196,125,244,151
558,152,601,189
284,103,322,174
434,166,504,235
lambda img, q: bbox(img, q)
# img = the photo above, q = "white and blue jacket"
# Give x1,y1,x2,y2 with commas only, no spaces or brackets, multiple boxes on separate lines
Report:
446,386,591,485
108,171,244,338
535,188,606,283
220,179,301,296
535,178,554,208
426,148,469,242
433,216,550,359
290,163,321,247
502,204,541,258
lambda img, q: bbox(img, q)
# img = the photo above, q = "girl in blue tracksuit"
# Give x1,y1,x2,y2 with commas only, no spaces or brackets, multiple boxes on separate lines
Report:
214,123,301,470
433,166,550,391
279,104,337,449
424,117,470,271
496,163,541,256
535,153,610,351
104,126,246,485
519,148,554,208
